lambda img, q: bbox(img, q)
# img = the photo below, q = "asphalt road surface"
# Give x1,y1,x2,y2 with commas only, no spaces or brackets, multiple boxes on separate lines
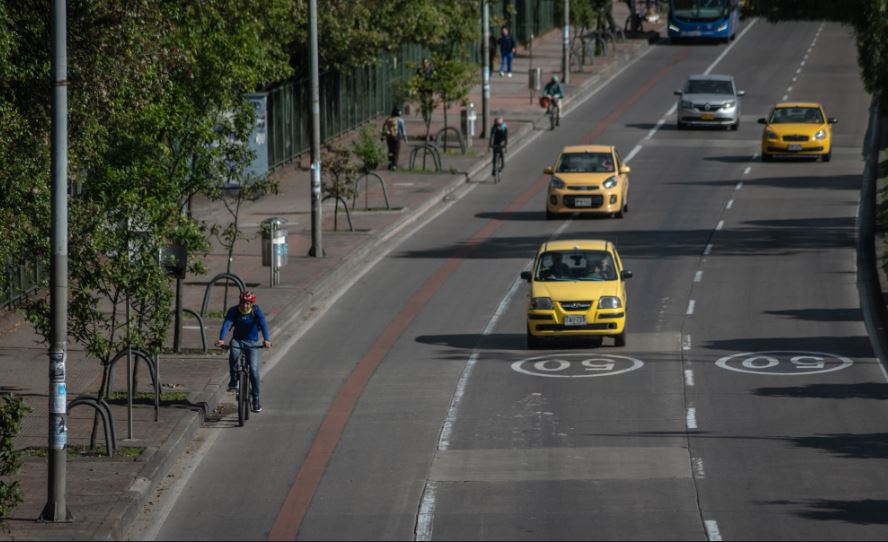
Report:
152,19,886,541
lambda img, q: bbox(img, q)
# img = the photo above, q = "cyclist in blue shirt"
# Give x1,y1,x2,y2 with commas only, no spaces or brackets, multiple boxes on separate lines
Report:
489,117,508,176
216,290,271,412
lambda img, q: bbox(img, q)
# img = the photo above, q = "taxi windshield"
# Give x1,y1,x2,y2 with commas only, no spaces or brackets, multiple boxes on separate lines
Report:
769,107,824,124
535,251,617,281
555,152,615,173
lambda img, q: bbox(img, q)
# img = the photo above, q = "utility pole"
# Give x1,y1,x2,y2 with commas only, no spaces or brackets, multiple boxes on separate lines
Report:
308,0,323,257
562,0,570,84
481,0,490,140
42,0,71,521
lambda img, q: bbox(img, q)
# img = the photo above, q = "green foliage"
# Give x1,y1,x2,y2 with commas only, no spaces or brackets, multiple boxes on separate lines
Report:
352,125,386,173
0,394,30,521
322,145,358,202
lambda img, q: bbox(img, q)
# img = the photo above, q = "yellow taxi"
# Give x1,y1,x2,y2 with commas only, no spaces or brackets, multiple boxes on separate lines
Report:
758,102,837,162
543,145,630,220
520,239,632,349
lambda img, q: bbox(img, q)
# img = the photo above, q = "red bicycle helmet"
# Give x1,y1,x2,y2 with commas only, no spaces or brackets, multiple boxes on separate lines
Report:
239,290,257,303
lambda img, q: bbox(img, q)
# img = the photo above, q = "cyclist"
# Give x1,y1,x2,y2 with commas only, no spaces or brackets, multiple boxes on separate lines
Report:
543,75,565,126
489,117,508,176
216,290,271,412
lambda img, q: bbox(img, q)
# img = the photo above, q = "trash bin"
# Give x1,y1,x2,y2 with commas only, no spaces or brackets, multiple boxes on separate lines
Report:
260,217,288,268
460,103,478,143
529,67,542,92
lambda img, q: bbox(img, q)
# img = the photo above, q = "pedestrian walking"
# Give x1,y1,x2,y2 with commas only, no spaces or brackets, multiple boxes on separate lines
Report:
497,26,516,77
488,32,498,71
381,108,407,171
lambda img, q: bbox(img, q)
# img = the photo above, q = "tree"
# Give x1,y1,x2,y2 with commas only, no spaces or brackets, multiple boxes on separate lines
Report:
321,145,358,231
0,394,30,524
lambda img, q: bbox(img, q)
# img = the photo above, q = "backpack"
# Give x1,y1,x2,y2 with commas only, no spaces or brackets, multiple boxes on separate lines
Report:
383,117,399,138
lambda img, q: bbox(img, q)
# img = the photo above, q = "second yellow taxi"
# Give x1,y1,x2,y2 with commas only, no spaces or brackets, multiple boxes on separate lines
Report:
758,102,837,162
544,145,630,220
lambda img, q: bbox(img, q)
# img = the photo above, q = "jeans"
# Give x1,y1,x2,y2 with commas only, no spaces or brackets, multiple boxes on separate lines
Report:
498,52,513,74
229,338,261,401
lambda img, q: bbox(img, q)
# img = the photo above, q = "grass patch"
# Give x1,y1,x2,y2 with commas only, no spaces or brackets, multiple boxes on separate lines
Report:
106,391,189,404
21,444,144,459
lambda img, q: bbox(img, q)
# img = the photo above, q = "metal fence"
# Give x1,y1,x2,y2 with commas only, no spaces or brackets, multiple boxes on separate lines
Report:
1,259,44,310
266,1,556,169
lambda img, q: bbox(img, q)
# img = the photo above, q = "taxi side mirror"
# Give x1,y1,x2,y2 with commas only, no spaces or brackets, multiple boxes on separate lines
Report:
620,165,631,174
828,117,838,124
520,271,532,282
543,166,554,175
757,118,767,124
737,90,746,97
620,270,633,280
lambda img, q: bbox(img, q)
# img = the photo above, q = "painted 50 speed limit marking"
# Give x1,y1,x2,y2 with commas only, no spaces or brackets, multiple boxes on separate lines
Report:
511,353,644,378
715,350,853,375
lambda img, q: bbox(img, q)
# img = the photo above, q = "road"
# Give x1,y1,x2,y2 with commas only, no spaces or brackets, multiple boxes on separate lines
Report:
153,19,887,541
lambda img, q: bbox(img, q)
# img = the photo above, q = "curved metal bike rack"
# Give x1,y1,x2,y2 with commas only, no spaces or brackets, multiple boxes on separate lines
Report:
434,127,466,155
107,347,160,422
351,172,391,210
322,195,354,231
200,272,246,317
409,144,442,172
180,308,207,353
68,396,116,457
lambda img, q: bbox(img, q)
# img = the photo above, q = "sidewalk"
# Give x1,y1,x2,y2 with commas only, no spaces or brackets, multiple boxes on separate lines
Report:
0,9,663,539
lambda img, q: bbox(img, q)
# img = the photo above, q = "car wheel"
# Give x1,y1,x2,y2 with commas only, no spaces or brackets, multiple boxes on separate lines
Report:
588,336,604,348
822,151,831,162
613,330,627,347
730,121,739,131
762,153,772,162
527,330,543,350
676,121,685,130
614,206,624,219
546,208,556,221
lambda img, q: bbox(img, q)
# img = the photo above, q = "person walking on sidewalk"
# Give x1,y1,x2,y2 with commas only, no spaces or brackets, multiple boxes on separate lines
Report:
497,26,516,77
381,107,407,171
216,290,271,412
489,117,508,176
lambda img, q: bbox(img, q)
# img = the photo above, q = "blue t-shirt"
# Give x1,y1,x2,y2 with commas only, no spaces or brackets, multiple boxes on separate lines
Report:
219,305,270,342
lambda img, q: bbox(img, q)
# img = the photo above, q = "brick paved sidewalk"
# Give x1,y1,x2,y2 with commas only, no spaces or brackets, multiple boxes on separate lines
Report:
0,9,663,539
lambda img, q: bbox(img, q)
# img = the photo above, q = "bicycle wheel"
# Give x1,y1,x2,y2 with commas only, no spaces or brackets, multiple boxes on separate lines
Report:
237,363,248,426
495,153,503,183
549,107,557,130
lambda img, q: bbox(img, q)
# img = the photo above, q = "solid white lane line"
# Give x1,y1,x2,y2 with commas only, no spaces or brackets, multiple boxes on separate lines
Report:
735,181,743,190
415,481,438,541
694,270,703,282
692,457,705,478
703,19,758,75
716,220,724,231
703,243,712,256
686,300,696,315
686,407,698,429
743,166,751,175
624,144,643,163
685,369,694,385
705,520,722,541
645,118,666,140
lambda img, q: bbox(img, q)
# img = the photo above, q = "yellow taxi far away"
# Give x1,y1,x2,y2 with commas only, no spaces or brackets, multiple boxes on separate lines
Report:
758,102,837,162
544,145,630,220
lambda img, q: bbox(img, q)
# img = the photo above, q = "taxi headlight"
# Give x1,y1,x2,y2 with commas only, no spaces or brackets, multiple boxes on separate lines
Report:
598,296,622,309
814,128,826,140
549,176,566,190
602,176,617,189
530,297,554,310
766,130,777,140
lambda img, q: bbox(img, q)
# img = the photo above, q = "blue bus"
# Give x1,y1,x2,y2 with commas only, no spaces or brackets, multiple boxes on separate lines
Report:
668,0,741,41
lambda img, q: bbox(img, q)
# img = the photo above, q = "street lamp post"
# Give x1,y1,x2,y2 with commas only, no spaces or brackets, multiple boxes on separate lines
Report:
482,0,490,140
563,0,570,84
308,0,323,257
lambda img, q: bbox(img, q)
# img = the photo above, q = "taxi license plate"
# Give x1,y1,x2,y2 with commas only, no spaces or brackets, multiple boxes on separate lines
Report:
700,113,715,120
788,144,803,152
573,197,592,207
564,315,586,326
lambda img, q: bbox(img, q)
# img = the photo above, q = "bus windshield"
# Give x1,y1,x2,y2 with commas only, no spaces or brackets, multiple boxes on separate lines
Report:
671,0,730,20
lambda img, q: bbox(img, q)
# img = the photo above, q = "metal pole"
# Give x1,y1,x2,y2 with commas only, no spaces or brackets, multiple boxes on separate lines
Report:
308,0,323,257
481,0,490,140
563,0,570,84
126,296,133,439
42,0,71,522
172,277,182,352
270,221,276,287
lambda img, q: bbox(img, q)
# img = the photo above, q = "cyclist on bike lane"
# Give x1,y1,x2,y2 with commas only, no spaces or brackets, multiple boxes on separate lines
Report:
544,75,565,126
489,117,508,176
216,290,272,412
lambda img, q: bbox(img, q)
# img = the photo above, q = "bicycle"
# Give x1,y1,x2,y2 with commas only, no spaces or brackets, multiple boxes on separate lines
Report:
221,342,265,426
491,144,506,183
546,97,560,130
